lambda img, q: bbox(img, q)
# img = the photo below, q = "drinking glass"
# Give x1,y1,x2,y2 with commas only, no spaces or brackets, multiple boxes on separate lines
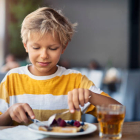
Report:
96,104,125,139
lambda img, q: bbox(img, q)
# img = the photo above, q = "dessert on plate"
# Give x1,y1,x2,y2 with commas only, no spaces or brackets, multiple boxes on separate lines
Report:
38,118,88,133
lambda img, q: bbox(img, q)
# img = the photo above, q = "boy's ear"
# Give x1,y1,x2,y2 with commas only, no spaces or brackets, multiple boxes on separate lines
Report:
23,43,28,52
62,42,68,54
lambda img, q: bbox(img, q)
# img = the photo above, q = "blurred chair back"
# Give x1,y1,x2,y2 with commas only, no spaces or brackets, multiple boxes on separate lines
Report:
88,70,104,88
79,68,89,78
123,70,140,121
0,73,6,83
72,68,104,88
112,70,140,121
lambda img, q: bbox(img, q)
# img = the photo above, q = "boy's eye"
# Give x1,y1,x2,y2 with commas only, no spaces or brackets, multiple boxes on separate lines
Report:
49,47,58,50
33,47,39,50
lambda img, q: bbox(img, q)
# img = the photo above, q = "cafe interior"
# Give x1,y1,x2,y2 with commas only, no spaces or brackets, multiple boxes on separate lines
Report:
0,0,140,125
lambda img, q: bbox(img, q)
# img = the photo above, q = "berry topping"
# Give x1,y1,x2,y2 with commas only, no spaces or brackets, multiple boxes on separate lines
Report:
80,121,85,126
74,121,81,127
79,128,84,132
69,120,75,125
66,121,71,125
50,119,57,126
59,120,67,127
57,118,62,125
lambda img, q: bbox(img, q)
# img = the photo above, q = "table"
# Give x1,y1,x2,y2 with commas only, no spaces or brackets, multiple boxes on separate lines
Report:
0,121,140,140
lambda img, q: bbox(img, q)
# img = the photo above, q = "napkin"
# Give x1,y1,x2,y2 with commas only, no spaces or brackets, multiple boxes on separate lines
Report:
0,125,48,140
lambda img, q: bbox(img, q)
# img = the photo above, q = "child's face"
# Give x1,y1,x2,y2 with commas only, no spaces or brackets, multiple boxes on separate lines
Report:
24,32,66,76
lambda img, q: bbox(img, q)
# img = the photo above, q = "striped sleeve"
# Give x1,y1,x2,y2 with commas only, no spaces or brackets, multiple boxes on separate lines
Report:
0,76,9,115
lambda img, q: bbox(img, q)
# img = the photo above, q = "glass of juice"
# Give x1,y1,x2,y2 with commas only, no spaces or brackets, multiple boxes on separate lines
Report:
96,104,125,139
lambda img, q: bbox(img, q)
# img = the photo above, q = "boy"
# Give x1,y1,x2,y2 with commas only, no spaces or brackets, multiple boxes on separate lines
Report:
0,7,121,126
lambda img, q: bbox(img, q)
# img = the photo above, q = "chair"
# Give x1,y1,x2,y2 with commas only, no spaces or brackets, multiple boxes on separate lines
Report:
78,68,89,77
124,70,140,121
0,73,6,83
71,67,80,71
111,70,140,121
88,70,104,88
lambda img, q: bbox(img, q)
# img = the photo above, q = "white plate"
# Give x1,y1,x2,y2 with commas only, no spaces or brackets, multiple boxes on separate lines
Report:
28,121,97,137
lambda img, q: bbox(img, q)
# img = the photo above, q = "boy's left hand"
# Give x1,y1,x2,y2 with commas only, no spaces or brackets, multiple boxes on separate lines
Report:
68,88,91,113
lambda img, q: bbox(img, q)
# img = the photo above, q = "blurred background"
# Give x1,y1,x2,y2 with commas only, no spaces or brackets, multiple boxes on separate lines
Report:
0,0,140,122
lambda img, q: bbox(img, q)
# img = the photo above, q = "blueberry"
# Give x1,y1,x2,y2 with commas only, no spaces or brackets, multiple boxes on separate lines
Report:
80,122,85,126
79,128,84,132
69,120,75,125
66,121,71,125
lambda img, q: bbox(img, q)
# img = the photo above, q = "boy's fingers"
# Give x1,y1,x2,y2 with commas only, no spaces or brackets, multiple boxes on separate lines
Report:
14,116,22,123
78,88,84,106
11,112,22,123
18,106,29,123
68,91,75,113
22,103,35,119
84,89,90,103
73,89,80,110
17,112,23,122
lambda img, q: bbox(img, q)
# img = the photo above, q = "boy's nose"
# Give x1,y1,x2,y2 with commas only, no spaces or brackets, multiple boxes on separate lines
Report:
40,50,49,59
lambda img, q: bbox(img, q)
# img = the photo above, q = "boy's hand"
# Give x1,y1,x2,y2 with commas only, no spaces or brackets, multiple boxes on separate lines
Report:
8,103,35,124
68,88,91,113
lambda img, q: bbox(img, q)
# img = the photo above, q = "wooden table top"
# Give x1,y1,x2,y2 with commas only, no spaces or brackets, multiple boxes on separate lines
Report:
0,121,140,140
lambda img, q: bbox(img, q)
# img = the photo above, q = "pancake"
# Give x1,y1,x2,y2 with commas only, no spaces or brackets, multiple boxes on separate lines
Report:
38,120,88,133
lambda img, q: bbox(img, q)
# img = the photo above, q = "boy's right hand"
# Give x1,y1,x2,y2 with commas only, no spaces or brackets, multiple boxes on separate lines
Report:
8,103,35,124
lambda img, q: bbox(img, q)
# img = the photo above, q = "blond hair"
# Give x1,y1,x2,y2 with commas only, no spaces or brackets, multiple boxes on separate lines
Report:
21,7,77,47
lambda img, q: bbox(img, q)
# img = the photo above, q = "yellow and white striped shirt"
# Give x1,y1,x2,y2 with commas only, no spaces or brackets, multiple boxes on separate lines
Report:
0,65,109,125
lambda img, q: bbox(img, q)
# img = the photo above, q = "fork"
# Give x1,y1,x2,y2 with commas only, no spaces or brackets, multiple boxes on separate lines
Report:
47,104,90,126
26,110,69,127
26,113,48,127
47,110,69,126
